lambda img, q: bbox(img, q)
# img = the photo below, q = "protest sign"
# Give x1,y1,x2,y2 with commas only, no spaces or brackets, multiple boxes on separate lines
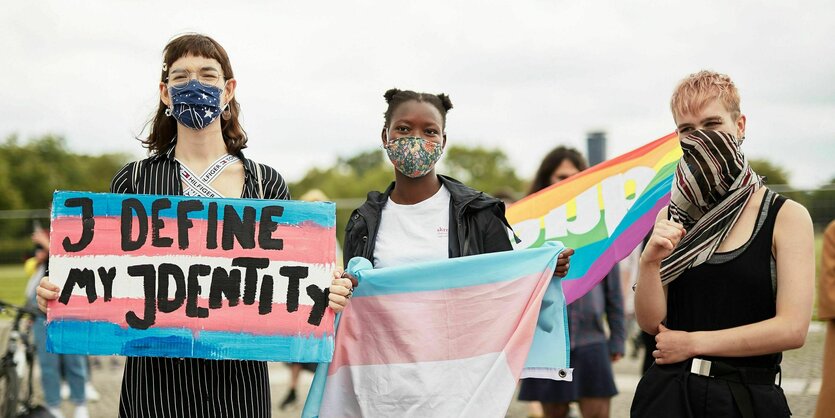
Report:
46,191,337,362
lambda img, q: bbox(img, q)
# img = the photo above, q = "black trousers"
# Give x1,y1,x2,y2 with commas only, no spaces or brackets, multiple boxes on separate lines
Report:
631,361,792,418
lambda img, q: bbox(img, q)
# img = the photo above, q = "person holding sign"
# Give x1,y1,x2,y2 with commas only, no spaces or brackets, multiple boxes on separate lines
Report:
36,33,353,418
339,88,573,410
631,71,814,418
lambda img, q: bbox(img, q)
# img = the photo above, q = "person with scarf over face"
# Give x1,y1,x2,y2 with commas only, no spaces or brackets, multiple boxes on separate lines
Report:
630,71,814,418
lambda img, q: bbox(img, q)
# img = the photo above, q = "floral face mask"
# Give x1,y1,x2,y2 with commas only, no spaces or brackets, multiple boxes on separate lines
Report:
384,136,444,178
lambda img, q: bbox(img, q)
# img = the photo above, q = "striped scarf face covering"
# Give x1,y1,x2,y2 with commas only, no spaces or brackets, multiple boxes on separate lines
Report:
660,129,763,285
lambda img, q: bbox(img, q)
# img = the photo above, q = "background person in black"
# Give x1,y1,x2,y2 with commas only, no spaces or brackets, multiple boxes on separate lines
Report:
34,33,353,418
631,71,814,418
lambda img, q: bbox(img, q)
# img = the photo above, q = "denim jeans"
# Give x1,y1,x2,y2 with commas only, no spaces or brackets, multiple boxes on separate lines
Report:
32,316,87,407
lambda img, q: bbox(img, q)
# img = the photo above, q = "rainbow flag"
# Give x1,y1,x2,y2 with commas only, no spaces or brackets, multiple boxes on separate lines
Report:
507,133,682,304
302,244,569,418
46,191,338,362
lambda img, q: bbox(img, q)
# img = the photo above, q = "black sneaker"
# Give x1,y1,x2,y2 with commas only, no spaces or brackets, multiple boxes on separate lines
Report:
280,388,297,410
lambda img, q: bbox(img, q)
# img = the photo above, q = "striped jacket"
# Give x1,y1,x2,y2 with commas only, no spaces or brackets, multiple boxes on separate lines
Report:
110,143,288,418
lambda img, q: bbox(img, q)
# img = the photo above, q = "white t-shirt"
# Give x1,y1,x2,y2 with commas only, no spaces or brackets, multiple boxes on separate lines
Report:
373,185,451,269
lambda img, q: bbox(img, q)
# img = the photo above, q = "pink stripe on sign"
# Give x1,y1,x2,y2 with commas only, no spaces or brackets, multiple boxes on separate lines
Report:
51,217,336,264
328,270,552,373
49,296,335,337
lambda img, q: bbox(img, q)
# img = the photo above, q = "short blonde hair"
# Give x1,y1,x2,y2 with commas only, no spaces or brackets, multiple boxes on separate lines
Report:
671,70,741,120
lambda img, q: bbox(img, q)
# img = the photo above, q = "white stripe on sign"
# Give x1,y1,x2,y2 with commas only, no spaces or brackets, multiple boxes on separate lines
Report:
50,254,334,305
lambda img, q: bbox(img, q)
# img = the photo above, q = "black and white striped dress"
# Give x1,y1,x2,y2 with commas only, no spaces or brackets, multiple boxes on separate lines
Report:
110,144,289,418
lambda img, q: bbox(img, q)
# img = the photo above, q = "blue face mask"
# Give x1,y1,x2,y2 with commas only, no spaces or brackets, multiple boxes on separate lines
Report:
167,79,226,130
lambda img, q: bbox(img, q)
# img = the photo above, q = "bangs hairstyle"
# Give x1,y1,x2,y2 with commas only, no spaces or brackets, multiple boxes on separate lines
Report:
141,33,247,155
670,70,741,121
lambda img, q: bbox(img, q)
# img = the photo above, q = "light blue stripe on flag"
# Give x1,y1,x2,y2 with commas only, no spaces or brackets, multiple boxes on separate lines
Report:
346,242,564,297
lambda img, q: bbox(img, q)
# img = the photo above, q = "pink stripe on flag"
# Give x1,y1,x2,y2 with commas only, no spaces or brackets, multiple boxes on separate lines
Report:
329,270,551,374
563,195,669,303
51,217,335,264
49,295,334,337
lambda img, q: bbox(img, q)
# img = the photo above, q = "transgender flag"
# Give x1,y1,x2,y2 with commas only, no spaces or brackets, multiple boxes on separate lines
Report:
302,244,570,418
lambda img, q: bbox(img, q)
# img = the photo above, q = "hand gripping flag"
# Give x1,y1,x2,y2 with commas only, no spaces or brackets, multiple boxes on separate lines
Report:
303,243,569,418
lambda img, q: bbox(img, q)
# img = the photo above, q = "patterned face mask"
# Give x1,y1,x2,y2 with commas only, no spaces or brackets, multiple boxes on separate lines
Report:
168,79,226,130
384,136,444,178
671,129,756,230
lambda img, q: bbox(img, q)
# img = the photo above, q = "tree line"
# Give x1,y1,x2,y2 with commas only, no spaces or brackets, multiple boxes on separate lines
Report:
1,133,832,264
0,135,130,261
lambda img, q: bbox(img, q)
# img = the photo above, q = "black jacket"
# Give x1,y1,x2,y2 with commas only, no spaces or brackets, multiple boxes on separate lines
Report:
343,175,516,267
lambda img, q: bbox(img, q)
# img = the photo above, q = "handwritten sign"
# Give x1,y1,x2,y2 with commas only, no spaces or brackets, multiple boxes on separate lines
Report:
46,191,337,362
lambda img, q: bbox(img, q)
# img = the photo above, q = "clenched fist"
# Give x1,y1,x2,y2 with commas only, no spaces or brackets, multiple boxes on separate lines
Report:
641,219,686,265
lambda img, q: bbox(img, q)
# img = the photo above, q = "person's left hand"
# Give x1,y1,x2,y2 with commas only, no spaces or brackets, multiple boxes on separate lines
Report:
31,228,50,248
653,324,698,365
555,248,575,278
328,269,356,313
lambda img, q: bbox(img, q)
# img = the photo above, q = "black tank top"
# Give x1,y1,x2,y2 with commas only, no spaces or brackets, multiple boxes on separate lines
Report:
666,189,786,368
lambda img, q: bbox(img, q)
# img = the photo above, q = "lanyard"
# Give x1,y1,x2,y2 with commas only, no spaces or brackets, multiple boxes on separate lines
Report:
177,154,240,198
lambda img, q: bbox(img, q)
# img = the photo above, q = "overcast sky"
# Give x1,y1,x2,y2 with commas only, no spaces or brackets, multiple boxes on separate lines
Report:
2,1,834,188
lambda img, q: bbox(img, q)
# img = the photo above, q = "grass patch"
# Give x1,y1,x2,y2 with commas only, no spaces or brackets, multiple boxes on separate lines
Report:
0,264,29,307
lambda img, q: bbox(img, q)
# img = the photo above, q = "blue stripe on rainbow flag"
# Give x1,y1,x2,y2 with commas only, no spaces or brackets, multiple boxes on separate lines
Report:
551,175,673,303
549,176,673,283
51,191,335,228
47,320,335,362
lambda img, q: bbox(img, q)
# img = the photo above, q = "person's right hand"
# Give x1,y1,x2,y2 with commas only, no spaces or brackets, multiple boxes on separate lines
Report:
640,219,686,265
35,276,60,314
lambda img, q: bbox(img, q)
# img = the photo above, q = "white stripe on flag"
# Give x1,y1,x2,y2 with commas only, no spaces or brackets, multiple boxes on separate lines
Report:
319,352,517,418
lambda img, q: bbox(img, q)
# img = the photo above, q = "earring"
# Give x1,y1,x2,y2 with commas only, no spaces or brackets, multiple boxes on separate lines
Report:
164,107,172,117
221,104,231,121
